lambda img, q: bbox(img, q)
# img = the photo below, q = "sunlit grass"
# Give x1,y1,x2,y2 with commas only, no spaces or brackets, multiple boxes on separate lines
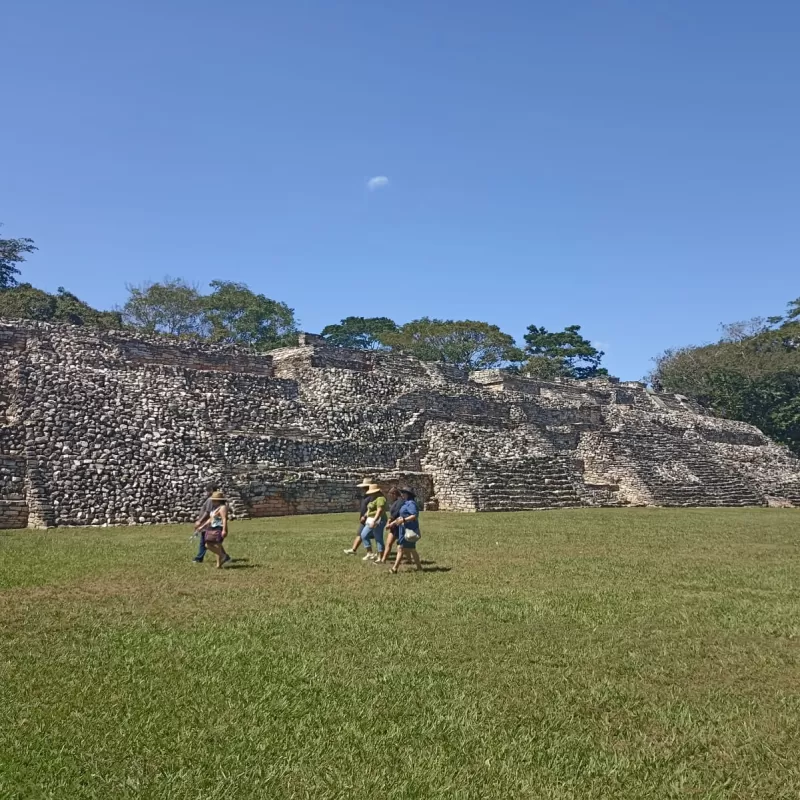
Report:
1,508,798,799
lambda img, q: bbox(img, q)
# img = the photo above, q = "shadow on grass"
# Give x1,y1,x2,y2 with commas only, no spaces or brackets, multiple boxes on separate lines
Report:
224,563,258,570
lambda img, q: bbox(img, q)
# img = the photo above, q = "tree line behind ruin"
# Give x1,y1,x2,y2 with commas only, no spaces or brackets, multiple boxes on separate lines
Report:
1,224,798,454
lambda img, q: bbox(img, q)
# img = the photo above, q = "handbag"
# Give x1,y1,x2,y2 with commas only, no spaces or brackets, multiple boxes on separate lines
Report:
205,528,223,545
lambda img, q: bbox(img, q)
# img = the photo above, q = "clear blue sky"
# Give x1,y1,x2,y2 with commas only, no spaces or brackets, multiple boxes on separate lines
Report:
2,1,796,379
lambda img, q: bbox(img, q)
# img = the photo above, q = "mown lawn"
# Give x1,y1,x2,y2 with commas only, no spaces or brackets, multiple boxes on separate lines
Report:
1,508,798,799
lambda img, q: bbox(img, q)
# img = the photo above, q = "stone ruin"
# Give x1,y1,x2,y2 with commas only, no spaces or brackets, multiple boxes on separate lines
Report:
1,319,799,529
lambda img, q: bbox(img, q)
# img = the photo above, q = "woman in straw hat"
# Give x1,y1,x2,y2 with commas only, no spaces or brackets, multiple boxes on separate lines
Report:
359,483,388,561
344,479,373,556
199,491,229,569
389,487,422,573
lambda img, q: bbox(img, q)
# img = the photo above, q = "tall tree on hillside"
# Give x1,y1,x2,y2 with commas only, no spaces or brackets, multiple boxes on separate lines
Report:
522,324,607,379
0,225,37,290
122,278,207,336
204,280,298,350
379,318,522,371
321,316,398,349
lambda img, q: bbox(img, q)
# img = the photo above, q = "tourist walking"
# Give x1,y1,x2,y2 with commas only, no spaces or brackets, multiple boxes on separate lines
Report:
193,485,231,566
390,487,422,573
344,479,373,556
378,487,404,564
359,484,387,561
196,491,229,569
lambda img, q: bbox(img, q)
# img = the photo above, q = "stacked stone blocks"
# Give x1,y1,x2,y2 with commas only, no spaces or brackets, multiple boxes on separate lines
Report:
1,320,799,528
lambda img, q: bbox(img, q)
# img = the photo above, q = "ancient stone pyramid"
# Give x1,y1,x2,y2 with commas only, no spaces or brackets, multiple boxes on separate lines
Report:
2,323,799,527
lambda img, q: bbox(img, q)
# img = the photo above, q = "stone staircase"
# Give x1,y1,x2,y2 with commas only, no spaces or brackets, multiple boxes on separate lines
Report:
620,436,764,508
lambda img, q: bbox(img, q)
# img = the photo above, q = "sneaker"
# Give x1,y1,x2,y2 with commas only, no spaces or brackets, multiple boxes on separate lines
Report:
344,548,356,555
192,558,204,563
362,552,375,561
222,555,232,565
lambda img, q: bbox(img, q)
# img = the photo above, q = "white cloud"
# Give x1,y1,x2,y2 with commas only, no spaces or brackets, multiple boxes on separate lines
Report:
366,175,389,191
592,341,610,352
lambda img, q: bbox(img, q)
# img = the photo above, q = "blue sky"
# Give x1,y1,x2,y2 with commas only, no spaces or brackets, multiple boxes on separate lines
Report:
2,1,796,379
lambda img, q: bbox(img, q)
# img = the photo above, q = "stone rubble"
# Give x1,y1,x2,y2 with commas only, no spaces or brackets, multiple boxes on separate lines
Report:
1,320,799,529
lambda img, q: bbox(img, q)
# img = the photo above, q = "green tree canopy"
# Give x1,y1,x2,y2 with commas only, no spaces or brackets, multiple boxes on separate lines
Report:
121,278,207,336
204,280,298,350
651,303,800,454
0,224,37,290
379,318,522,371
121,278,298,349
522,324,607,379
0,284,122,328
321,316,398,349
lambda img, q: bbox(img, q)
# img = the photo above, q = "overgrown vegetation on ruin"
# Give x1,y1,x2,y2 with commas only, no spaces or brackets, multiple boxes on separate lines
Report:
2,509,798,799
2,222,799,448
0,224,607,376
652,304,800,454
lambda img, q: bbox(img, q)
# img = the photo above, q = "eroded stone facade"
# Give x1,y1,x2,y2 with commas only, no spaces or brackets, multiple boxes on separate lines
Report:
1,320,799,528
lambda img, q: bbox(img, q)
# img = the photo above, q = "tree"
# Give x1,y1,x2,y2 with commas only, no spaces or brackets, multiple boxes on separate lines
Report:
379,318,522,371
0,283,122,328
650,303,800,454
122,278,207,336
321,316,397,349
521,324,607,379
0,224,37,290
204,280,298,350
53,287,122,328
0,283,55,320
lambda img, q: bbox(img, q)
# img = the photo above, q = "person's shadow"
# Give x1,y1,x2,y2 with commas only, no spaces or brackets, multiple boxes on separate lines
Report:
417,560,451,573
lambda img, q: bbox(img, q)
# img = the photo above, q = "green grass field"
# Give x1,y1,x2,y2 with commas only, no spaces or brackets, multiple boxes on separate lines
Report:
1,508,799,799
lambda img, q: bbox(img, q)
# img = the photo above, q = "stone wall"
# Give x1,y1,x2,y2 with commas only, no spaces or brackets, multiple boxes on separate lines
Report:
1,319,799,528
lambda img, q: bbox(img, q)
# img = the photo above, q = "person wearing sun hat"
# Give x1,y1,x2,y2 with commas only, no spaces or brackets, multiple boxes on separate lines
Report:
359,483,388,561
197,490,229,569
344,479,373,556
193,482,232,565
390,486,422,573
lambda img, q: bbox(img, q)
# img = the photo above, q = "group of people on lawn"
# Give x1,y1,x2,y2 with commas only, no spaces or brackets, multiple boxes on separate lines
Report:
191,480,422,573
344,482,423,573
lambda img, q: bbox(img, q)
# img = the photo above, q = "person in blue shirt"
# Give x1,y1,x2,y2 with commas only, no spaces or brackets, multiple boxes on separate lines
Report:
389,487,422,573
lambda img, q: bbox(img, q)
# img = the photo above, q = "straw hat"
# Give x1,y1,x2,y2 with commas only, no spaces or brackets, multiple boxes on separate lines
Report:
210,490,226,502
365,484,382,495
356,479,372,488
